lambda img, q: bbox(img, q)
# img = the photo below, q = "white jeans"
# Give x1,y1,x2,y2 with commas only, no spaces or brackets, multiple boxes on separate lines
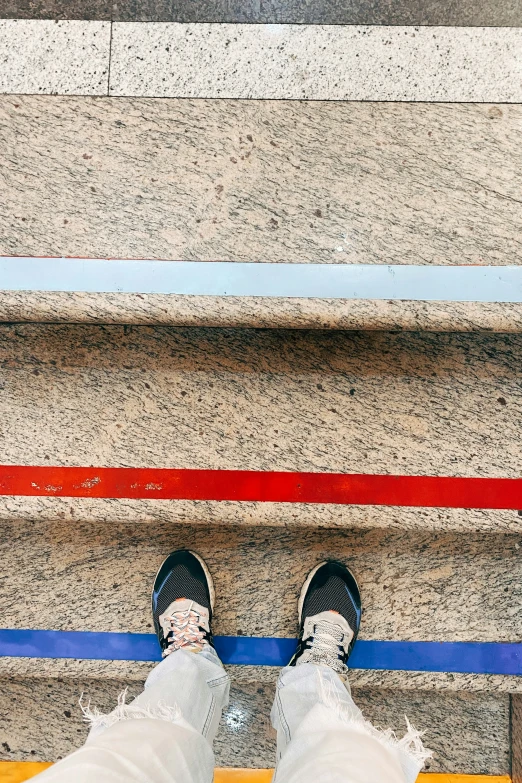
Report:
33,647,430,783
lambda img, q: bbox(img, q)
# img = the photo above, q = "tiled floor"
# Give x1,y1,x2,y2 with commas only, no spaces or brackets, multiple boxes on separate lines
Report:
0,20,110,94
1,21,522,98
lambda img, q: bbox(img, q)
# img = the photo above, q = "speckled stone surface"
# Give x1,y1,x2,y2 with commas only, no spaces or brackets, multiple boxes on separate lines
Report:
109,24,522,101
2,325,522,528
2,325,522,477
3,292,522,334
1,0,522,25
1,520,521,644
0,20,110,94
0,677,276,768
1,98,521,266
0,676,511,773
354,688,511,775
2,324,522,529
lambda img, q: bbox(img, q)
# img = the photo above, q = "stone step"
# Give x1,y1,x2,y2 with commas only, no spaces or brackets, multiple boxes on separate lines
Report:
0,324,521,532
0,675,512,775
1,323,520,768
1,97,521,330
0,519,520,691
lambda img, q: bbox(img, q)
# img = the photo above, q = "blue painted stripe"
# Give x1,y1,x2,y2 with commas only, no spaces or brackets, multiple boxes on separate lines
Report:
1,258,522,302
0,630,521,674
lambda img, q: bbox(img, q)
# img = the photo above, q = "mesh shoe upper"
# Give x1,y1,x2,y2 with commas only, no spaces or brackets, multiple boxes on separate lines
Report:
152,550,214,655
291,561,362,671
301,562,360,637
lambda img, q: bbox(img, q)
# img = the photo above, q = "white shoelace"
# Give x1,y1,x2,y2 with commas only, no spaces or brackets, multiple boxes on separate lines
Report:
304,619,348,673
162,606,207,657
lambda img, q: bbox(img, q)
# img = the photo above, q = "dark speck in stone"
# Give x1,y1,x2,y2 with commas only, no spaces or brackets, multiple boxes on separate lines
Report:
64,710,71,718
350,389,356,396
497,397,507,406
317,384,324,390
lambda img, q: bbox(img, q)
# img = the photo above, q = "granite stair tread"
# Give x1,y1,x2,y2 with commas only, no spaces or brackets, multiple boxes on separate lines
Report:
1,97,522,331
0,676,512,775
0,519,520,692
0,324,521,531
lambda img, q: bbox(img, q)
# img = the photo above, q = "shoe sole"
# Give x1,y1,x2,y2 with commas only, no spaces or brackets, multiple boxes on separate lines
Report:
297,560,361,625
151,549,216,615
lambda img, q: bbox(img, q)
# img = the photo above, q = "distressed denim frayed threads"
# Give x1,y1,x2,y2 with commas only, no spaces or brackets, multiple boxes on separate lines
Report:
80,689,182,737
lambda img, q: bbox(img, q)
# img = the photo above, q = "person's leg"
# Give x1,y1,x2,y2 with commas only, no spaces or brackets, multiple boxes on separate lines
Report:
33,550,230,783
271,561,431,783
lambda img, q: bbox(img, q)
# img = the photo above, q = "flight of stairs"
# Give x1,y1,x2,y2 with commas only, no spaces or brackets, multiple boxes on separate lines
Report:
0,325,520,774
1,5,522,781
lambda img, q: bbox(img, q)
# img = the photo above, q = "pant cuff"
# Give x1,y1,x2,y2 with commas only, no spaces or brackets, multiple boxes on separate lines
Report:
81,689,182,737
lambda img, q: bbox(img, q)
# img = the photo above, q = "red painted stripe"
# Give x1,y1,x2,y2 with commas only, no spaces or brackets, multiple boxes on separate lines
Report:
0,466,520,509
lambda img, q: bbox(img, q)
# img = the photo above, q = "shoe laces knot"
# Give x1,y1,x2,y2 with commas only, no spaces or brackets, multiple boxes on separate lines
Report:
306,619,348,674
162,604,208,657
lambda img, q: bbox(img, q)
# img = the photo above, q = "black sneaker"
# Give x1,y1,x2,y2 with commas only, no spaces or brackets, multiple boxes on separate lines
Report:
289,561,362,674
152,550,215,657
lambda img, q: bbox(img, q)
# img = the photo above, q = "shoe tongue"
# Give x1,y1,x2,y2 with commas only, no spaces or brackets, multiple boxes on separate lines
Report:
304,610,354,646
160,598,211,634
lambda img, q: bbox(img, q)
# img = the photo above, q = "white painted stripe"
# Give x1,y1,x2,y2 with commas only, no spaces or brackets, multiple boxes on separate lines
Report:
0,20,110,95
1,258,522,302
110,24,522,101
